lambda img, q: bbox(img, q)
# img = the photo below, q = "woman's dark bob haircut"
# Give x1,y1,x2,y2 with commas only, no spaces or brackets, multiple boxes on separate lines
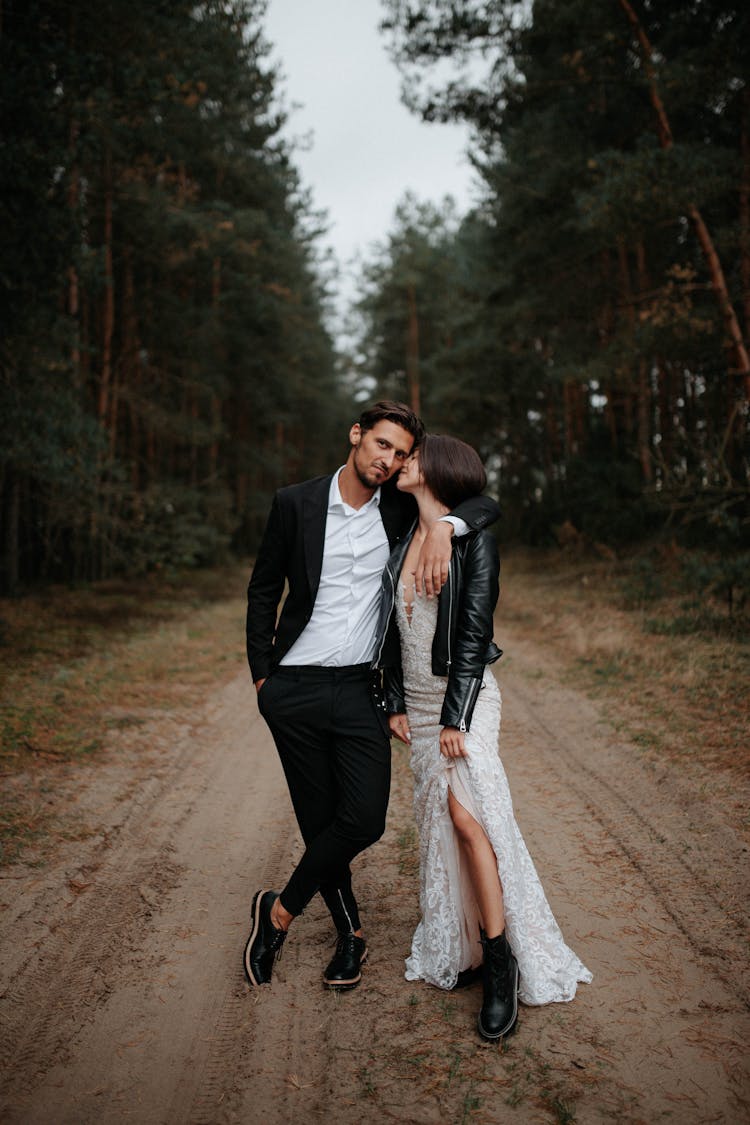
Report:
418,433,487,510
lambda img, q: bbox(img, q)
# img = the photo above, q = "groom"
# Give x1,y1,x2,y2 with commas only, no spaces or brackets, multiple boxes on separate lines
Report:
244,401,498,990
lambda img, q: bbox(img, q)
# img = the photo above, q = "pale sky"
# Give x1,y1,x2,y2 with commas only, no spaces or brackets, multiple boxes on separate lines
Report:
263,0,479,322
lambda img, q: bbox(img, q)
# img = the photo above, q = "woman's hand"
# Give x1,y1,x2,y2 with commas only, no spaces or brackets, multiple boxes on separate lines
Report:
389,713,411,745
440,726,467,759
412,520,453,598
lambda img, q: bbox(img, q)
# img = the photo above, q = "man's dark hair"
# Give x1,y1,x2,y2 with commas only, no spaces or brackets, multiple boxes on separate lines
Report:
358,400,425,444
418,434,487,510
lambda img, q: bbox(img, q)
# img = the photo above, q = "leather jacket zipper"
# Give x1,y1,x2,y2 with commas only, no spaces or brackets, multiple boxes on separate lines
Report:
446,563,454,668
458,676,482,732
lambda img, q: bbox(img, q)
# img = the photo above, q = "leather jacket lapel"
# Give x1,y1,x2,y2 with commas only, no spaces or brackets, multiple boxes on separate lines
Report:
379,484,412,546
385,520,417,584
372,520,417,670
303,475,332,600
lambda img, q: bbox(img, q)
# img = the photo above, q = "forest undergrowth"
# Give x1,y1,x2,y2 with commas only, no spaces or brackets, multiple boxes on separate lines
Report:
501,545,749,799
0,563,249,862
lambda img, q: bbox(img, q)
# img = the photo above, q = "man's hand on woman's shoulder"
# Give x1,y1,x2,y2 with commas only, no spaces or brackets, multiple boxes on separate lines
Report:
412,520,454,598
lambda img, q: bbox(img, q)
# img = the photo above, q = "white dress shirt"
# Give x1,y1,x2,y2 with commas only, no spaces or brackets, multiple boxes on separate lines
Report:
281,468,390,666
280,469,470,668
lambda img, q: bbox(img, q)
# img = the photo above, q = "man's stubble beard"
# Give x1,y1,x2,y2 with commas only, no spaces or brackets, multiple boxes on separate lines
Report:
353,448,392,492
354,463,382,491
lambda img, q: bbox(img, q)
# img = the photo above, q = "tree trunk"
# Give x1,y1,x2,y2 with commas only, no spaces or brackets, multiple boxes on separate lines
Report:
598,249,619,454
210,255,221,478
562,379,575,458
67,8,80,381
123,246,141,490
635,240,653,484
190,397,199,487
574,380,586,450
81,290,91,384
235,401,249,529
67,143,80,378
406,283,420,415
656,357,673,475
616,237,638,460
98,158,115,428
618,0,750,396
740,89,750,340
543,387,557,484
93,143,115,580
4,470,20,594
143,269,155,486
275,420,285,484
605,391,619,455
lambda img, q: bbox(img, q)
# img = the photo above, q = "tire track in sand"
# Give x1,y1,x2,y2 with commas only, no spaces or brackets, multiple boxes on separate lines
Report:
2,615,748,1125
499,633,749,1009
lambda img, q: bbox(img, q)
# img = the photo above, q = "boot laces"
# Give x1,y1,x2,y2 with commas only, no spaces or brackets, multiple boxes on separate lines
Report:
335,931,358,957
488,956,510,1001
269,924,287,959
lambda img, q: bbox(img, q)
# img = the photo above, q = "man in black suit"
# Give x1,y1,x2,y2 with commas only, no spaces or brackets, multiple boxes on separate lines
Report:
244,401,498,990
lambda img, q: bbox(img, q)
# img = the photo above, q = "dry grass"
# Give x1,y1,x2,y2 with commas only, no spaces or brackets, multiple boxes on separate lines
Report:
500,547,750,786
0,562,250,861
2,548,747,864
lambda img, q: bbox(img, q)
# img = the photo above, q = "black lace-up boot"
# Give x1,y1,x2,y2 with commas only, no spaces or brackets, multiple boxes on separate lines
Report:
478,928,519,1041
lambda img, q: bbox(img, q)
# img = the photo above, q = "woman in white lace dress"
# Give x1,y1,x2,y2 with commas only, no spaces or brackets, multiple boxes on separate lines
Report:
377,435,591,1040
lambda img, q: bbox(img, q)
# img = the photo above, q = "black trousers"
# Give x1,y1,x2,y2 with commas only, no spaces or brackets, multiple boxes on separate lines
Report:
257,663,391,933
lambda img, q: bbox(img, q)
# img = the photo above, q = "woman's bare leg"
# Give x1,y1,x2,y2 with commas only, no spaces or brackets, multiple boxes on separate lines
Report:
448,787,505,937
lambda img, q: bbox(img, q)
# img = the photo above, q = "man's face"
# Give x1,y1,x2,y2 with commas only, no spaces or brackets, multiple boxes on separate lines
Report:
349,419,415,490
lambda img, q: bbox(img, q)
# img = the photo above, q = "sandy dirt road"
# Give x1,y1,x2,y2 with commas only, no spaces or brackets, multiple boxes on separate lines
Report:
1,597,748,1124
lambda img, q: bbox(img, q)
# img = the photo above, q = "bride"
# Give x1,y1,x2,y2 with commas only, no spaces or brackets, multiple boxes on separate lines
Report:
375,434,591,1041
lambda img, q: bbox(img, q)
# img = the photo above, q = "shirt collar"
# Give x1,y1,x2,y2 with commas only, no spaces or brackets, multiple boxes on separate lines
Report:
329,467,381,514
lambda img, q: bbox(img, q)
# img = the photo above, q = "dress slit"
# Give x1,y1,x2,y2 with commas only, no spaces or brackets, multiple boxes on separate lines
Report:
396,588,592,1001
446,760,481,823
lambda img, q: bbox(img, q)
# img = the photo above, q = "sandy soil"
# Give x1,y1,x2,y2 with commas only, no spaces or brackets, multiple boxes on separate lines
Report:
1,589,748,1124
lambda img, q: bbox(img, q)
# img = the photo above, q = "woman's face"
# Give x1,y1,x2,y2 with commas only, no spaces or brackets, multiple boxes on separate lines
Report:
396,449,423,492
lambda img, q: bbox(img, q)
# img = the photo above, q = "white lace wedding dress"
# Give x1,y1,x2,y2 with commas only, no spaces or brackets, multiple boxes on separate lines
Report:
398,590,592,1004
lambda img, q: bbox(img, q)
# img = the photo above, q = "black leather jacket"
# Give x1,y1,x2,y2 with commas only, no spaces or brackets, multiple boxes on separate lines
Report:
372,524,502,732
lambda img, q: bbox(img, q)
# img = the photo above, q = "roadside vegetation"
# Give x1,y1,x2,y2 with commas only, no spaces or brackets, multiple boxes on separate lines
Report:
502,545,749,793
0,563,249,863
2,545,747,866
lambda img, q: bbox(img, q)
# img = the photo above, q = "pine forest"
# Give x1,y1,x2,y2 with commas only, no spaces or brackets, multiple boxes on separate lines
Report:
2,0,749,595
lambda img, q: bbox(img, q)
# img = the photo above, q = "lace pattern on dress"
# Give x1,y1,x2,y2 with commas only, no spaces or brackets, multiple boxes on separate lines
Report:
397,589,592,1003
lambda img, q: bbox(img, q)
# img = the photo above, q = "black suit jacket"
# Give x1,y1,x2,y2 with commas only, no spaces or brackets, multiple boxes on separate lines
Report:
245,473,498,682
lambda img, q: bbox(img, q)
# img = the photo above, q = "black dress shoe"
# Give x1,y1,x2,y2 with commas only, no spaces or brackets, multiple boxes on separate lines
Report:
477,928,519,1041
323,932,368,990
243,889,287,986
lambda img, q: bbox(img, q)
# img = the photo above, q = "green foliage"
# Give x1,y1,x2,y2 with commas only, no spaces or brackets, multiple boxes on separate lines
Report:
371,0,750,547
681,552,750,621
1,0,343,591
619,542,749,637
122,483,234,574
619,554,666,609
355,193,465,417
